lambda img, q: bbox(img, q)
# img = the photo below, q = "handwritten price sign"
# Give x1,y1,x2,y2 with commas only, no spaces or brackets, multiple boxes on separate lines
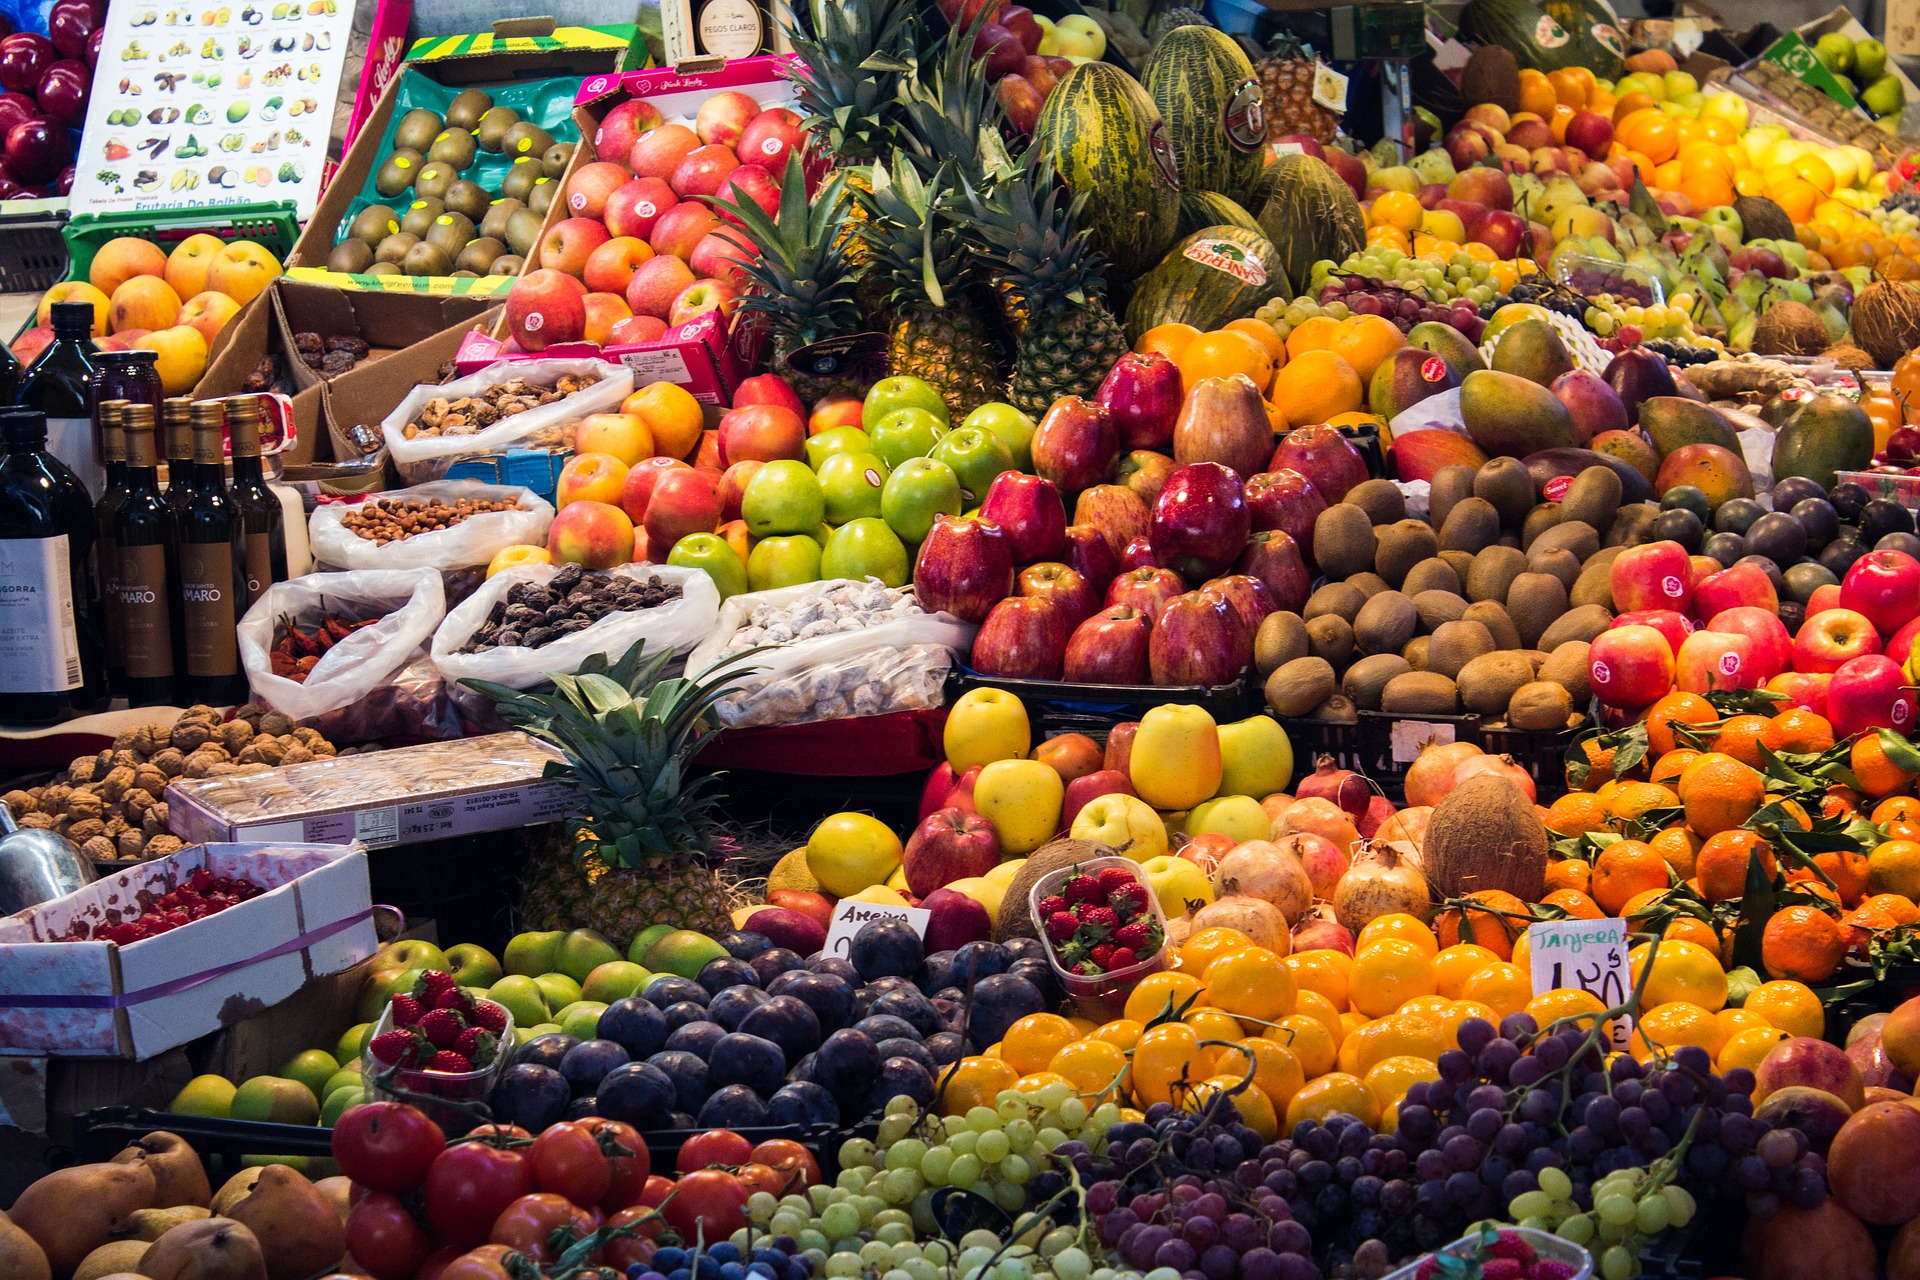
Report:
1525,918,1633,1050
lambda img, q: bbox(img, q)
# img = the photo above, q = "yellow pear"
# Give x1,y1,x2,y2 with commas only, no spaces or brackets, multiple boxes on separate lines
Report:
125,1206,211,1242
73,1239,148,1280
0,1211,50,1280
8,1162,154,1276
222,1164,347,1280
137,1217,267,1280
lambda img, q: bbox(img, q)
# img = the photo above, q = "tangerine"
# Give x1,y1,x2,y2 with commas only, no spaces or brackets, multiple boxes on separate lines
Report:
1630,1000,1725,1059
1124,970,1205,1025
1458,962,1532,1018
1214,1037,1306,1112
1189,1073,1279,1139
1133,1023,1214,1106
1434,889,1529,959
1744,979,1825,1039
1325,314,1406,383
1363,1054,1441,1111
1646,693,1715,758
1357,912,1440,956
1543,858,1594,894
1370,190,1424,233
942,1056,1020,1114
1607,781,1680,828
1718,1026,1791,1074
1546,792,1609,836
1048,1038,1130,1097
1176,329,1273,392
1650,749,1702,786
1627,939,1728,1011
1205,947,1299,1023
1696,829,1776,901
1869,840,1920,901
1543,888,1605,919
1650,825,1704,878
1293,989,1344,1042
1285,949,1353,1011
1762,708,1835,755
1525,987,1608,1028
1091,1019,1144,1050
1270,1013,1337,1078
1001,1012,1081,1075
1336,1012,1445,1076
1592,839,1672,914
1348,939,1437,1017
1711,714,1773,767
1270,349,1363,425
1284,1072,1379,1128
1182,926,1261,974
1433,944,1501,999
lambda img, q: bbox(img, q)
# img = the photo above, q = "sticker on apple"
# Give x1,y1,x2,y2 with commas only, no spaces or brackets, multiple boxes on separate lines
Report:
1718,652,1741,675
524,312,544,332
1662,575,1685,597
1592,659,1612,685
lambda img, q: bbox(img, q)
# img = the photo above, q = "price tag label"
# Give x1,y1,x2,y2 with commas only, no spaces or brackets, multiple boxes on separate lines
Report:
1312,64,1350,113
1525,917,1633,1049
824,900,930,957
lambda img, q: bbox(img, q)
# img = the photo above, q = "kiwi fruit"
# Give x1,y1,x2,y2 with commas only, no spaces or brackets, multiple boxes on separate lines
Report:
373,148,425,198
373,231,419,265
1344,478,1406,525
1381,671,1459,713
501,156,545,201
365,261,401,276
1438,496,1500,553
543,142,576,178
1403,636,1430,670
1537,604,1613,652
1463,601,1522,651
1438,549,1475,581
1526,546,1581,590
1570,555,1617,611
401,196,449,239
327,238,374,272
479,197,524,242
1256,612,1309,675
1528,519,1597,565
1401,557,1460,597
455,237,506,274
346,203,399,246
452,270,480,279
528,178,559,216
1561,465,1623,532
1473,457,1535,526
501,121,556,162
1306,614,1354,666
446,88,494,132
1312,694,1359,724
1464,545,1526,604
1507,681,1574,731
1457,651,1536,717
428,127,477,170
402,241,453,277
1538,641,1592,705
489,255,525,276
1266,656,1337,717
424,211,477,257
1346,572,1390,598
1426,619,1495,680
1505,572,1570,649
1343,654,1412,710
1303,582,1366,623
504,207,545,257
1428,465,1477,531
414,161,456,200
443,179,491,223
1353,590,1417,657
1411,589,1468,631
1521,502,1564,549
1313,504,1376,580
1373,520,1437,588
392,108,444,154
475,105,522,152
1605,503,1661,548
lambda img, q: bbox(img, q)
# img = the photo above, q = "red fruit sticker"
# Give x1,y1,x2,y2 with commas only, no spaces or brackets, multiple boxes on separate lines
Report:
1543,475,1573,501
1592,660,1613,685
1421,356,1449,383
1147,121,1181,189
1898,700,1914,727
571,192,587,210
524,312,545,332
1718,652,1741,675
637,201,658,217
1662,575,1685,598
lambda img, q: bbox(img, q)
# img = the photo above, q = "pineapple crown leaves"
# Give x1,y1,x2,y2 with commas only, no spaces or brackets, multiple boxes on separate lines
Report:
959,147,1109,315
707,152,863,345
783,0,918,162
897,8,1014,186
857,156,978,311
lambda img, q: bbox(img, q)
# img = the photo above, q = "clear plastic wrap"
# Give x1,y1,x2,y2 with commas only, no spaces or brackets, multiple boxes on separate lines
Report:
238,569,447,725
380,358,633,484
309,480,555,574
718,644,955,727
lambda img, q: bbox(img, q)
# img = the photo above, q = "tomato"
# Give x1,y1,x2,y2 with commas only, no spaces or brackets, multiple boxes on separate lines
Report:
584,1119,651,1212
345,1191,434,1280
603,1208,662,1268
662,1169,748,1241
468,1123,533,1143
749,1139,821,1188
425,1142,534,1248
330,1101,446,1194
435,1244,517,1280
491,1192,600,1262
675,1129,753,1174
736,1161,794,1199
531,1121,612,1207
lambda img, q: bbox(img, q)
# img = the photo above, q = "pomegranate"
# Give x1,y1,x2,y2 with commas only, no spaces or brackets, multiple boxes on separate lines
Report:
1331,842,1431,932
1191,894,1291,953
1295,754,1369,818
1211,839,1314,923
1451,752,1537,801
1272,796,1360,854
1291,906,1356,955
1355,794,1399,839
1280,831,1349,899
1404,741,1484,808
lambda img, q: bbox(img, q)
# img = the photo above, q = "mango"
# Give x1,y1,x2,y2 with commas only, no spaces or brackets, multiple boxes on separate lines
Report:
1460,369,1576,459
1369,346,1461,422
1488,318,1574,387
1773,393,1873,489
1638,396,1741,457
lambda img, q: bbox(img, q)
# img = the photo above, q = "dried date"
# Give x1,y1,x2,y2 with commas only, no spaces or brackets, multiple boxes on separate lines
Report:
459,569,682,653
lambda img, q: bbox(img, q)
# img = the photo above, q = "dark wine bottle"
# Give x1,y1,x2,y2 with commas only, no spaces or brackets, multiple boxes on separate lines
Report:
225,395,286,609
0,405,106,721
114,403,175,706
162,396,196,521
94,399,130,696
177,399,246,705
18,302,98,490
0,333,23,405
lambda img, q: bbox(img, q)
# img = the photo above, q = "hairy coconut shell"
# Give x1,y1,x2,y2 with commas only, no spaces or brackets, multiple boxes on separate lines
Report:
1824,341,1874,370
1754,300,1831,357
994,838,1116,943
1850,280,1920,369
1419,773,1547,900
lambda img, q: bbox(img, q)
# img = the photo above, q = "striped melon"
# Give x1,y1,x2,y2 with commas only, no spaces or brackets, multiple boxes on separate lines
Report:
1144,26,1267,205
1033,63,1181,286
1124,225,1291,341
1253,154,1365,295
1460,0,1588,71
1177,190,1262,238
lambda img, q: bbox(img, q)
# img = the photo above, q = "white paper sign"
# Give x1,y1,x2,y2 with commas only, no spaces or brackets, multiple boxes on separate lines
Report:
824,900,930,957
1525,917,1633,1049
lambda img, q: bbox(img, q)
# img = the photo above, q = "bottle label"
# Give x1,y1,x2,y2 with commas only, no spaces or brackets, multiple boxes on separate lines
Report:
244,531,274,607
119,543,173,679
696,0,763,57
97,530,125,668
0,535,83,693
180,542,239,677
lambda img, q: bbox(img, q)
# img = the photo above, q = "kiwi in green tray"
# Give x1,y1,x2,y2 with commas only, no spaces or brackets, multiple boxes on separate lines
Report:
413,161,456,201
442,179,491,223
400,196,445,239
500,122,555,162
542,142,574,178
365,261,401,276
527,177,558,216
424,211,477,258
446,88,494,132
503,207,544,257
402,241,454,277
373,149,424,198
392,108,444,155
499,155,544,202
428,127,477,170
455,237,505,275
475,106,521,153
479,197,523,241
347,203,400,246
374,231,420,265
489,255,524,277
327,238,374,273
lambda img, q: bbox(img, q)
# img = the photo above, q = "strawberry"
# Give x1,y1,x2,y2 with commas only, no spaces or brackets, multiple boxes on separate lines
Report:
432,987,476,1016
1073,961,1102,976
1413,1260,1438,1280
455,1026,497,1065
413,969,458,1002
1090,942,1117,968
1107,882,1148,914
370,1029,420,1066
1080,905,1120,932
1038,894,1069,917
388,994,424,1028
1487,1232,1536,1266
1063,874,1102,904
1115,920,1154,951
427,1050,473,1073
469,999,509,1034
1098,867,1136,892
419,1008,466,1049
1479,1259,1524,1280
1046,911,1081,943
1527,1263,1578,1280
1107,947,1138,970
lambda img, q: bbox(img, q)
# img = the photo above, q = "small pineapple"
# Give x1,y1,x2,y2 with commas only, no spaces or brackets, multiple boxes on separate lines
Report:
1147,5,1208,42
783,0,917,164
1257,33,1340,144
466,642,758,947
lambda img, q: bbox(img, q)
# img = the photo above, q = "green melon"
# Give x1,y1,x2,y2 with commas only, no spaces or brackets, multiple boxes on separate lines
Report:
1144,26,1267,205
1460,0,1588,71
1124,225,1291,340
1033,62,1182,286
1252,154,1365,295
1177,189,1262,238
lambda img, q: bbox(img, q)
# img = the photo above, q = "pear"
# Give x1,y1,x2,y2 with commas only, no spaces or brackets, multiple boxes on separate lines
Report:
222,1165,347,1280
137,1219,267,1280
0,1211,51,1280
210,1169,264,1216
72,1238,148,1280
113,1132,211,1209
9,1162,154,1276
124,1206,211,1242
310,1177,352,1225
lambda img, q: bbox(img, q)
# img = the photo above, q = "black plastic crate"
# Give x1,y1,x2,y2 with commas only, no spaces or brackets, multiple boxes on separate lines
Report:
1273,714,1365,775
1355,710,1484,804
364,829,538,957
1480,722,1584,804
0,202,68,293
946,666,1260,735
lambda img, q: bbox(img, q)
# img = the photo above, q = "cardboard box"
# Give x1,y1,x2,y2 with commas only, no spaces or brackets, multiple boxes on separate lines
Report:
1794,7,1920,108
320,301,505,478
0,843,378,1060
343,0,418,161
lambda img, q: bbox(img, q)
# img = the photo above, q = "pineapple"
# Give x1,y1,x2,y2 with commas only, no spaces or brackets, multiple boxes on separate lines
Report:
961,154,1130,418
1257,33,1340,144
858,158,1006,420
783,0,917,164
468,642,756,947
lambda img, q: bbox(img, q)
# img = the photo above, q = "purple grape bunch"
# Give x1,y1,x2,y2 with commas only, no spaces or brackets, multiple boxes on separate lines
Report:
1317,276,1486,341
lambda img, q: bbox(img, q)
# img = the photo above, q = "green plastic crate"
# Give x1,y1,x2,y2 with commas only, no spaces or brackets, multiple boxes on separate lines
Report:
62,201,301,285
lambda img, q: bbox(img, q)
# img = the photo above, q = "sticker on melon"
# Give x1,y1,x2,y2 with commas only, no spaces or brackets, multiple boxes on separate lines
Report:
1534,14,1571,46
1592,22,1625,56
1147,121,1181,189
1183,238,1268,286
1224,79,1266,153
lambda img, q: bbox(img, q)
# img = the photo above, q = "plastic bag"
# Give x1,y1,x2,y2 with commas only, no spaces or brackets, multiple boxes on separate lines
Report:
239,568,448,722
309,481,555,573
380,358,633,484
432,562,721,692
302,650,465,744
719,644,955,727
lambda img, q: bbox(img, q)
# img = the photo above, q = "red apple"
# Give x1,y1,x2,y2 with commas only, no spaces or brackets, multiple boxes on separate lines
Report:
1059,525,1118,597
902,806,1002,896
629,123,699,180
1612,608,1693,659
1809,582,1843,615
1471,209,1526,259
1793,608,1883,675
737,107,804,173
999,4,1043,50
979,471,1068,564
1589,624,1675,708
996,74,1044,135
1564,110,1613,156
972,595,1069,679
919,763,960,821
695,90,761,147
1323,145,1366,198
538,217,611,278
690,226,754,286
1674,630,1758,694
1072,484,1150,560
595,99,663,171
1691,562,1777,622
734,373,805,417
620,456,691,524
1151,461,1250,582
1707,606,1792,681
1119,535,1157,572
1031,395,1118,495
716,460,762,523
1828,654,1919,738
1096,351,1183,452
1610,540,1694,615
583,236,654,294
1061,768,1137,829
1449,166,1513,211
1243,470,1324,567
1267,425,1367,505
809,395,865,435
1149,589,1252,687
1235,529,1311,613
670,143,740,198
1017,561,1097,631
624,254,696,319
1021,56,1056,98
914,514,1015,622
505,269,587,351
921,887,992,951
643,465,724,549
563,161,632,221
649,201,720,261
1767,670,1832,718
1841,550,1920,637
1063,604,1152,685
718,403,806,465
668,277,739,326
605,176,677,241
608,314,668,345
1890,615,1920,668
715,162,780,223
973,22,1026,80
1203,573,1278,636
1106,562,1186,622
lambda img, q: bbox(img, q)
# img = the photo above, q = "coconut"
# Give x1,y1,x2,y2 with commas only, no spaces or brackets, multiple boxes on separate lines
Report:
1419,773,1548,900
1850,280,1920,369
993,838,1115,943
1754,300,1832,357
1824,341,1874,370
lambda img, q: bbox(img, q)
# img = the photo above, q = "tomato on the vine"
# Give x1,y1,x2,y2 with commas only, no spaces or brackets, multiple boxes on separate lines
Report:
490,1191,600,1262
345,1191,434,1280
433,1244,517,1280
675,1129,752,1174
424,1142,534,1247
749,1139,821,1188
330,1102,446,1194
736,1161,793,1199
603,1207,663,1269
662,1169,748,1241
530,1120,612,1207
583,1118,650,1212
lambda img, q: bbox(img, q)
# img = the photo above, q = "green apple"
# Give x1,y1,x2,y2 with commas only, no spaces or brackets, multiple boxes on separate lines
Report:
928,426,1014,507
747,534,822,590
961,402,1036,472
502,930,564,977
281,1049,340,1099
322,1066,363,1099
488,974,551,1029
1855,37,1888,81
811,521,834,546
821,517,910,586
742,459,826,536
321,1086,367,1126
869,408,946,470
816,450,889,524
557,1000,610,1041
1814,31,1854,74
668,532,749,600
169,1074,237,1118
804,425,873,470
645,928,730,978
555,929,621,983
582,960,652,1003
532,971,584,1011
446,943,503,989
863,375,949,430
355,966,426,1022
334,1022,374,1064
628,924,675,963
881,456,964,544
1864,74,1905,117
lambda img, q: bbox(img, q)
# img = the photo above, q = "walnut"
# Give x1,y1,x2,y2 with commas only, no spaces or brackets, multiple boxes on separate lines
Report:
84,835,118,861
191,742,232,764
142,804,168,835
19,812,52,829
182,754,221,779
259,711,295,736
235,703,269,724
149,748,187,776
67,755,98,783
170,720,213,751
219,719,255,752
105,816,129,836
133,764,169,796
113,725,157,755
310,739,337,758
98,766,135,801
122,789,155,821
277,741,313,765
205,762,240,777
237,738,287,766
109,749,141,770
95,749,112,774
3,789,34,815
65,790,105,821
67,818,106,842
231,763,272,776
293,726,324,747
183,704,220,721
146,835,185,856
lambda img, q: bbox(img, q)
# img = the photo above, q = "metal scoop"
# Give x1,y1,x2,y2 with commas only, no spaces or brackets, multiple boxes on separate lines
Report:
0,803,95,916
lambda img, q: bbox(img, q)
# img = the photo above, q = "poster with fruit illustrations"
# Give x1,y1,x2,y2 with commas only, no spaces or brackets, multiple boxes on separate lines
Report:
68,0,358,220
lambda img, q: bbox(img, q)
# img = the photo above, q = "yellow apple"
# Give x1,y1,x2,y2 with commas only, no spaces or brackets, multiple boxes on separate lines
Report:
1056,13,1106,58
974,760,1063,855
945,875,1005,921
1129,704,1222,811
944,687,1031,770
983,858,1025,890
1419,210,1466,241
805,811,903,897
1034,13,1058,54
1053,27,1098,57
1185,795,1272,844
847,885,909,906
1139,854,1215,918
886,864,909,891
1216,715,1295,798
1069,793,1168,859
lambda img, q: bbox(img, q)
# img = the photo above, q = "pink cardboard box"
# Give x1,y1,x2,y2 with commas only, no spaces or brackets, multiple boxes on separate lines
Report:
341,0,417,169
0,843,377,1060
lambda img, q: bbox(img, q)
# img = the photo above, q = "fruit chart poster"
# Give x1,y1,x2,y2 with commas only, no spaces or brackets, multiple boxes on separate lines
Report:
68,0,358,220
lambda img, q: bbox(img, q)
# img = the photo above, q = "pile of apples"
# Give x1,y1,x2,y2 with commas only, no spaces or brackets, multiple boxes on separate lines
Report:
0,0,103,196
938,0,1107,133
501,89,805,354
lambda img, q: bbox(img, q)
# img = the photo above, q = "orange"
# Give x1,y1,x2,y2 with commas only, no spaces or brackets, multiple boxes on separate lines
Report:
1269,1013,1336,1078
1181,926,1260,975
1325,315,1405,383
1124,970,1205,1025
1185,1007,1248,1043
1434,889,1529,960
1616,109,1679,163
1526,987,1608,1028
1711,715,1772,767
1650,825,1704,878
1651,749,1701,786
1336,1012,1445,1076
1285,949,1353,1011
1543,858,1593,894
1632,1001,1725,1060
1613,91,1657,122
1646,693,1714,756
1548,67,1588,107
1874,796,1920,825
1133,1023,1215,1106
622,380,704,461
1204,947,1299,1023
1547,103,1577,143
1869,840,1920,901
1744,980,1825,1039
1679,753,1766,836
1049,1038,1130,1097
1696,830,1776,902
1771,178,1820,224
1175,328,1273,392
1349,938,1437,1018
1459,962,1531,1018
1719,1026,1792,1075
1761,905,1844,984
1136,322,1201,360
1370,190,1424,233
1518,72,1559,117
1224,318,1287,364
941,1055,1019,1114
1363,1055,1440,1111
1433,944,1501,1000
1190,1072,1280,1139
1356,913,1439,956
1656,915,1723,952
1269,349,1363,426
1002,1012,1081,1075
1813,850,1870,907
1628,939,1728,1011
1861,892,1920,925
1543,888,1604,920
1654,158,1685,190
1607,781,1680,829
1853,734,1919,798
1592,839,1672,914
1214,1037,1306,1112
1091,1018,1144,1051
1285,1071,1379,1129
1761,708,1835,755
1546,793,1608,836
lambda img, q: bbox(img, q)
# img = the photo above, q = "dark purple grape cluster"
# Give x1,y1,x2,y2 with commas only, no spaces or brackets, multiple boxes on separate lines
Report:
1559,266,1657,305
1317,277,1486,341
